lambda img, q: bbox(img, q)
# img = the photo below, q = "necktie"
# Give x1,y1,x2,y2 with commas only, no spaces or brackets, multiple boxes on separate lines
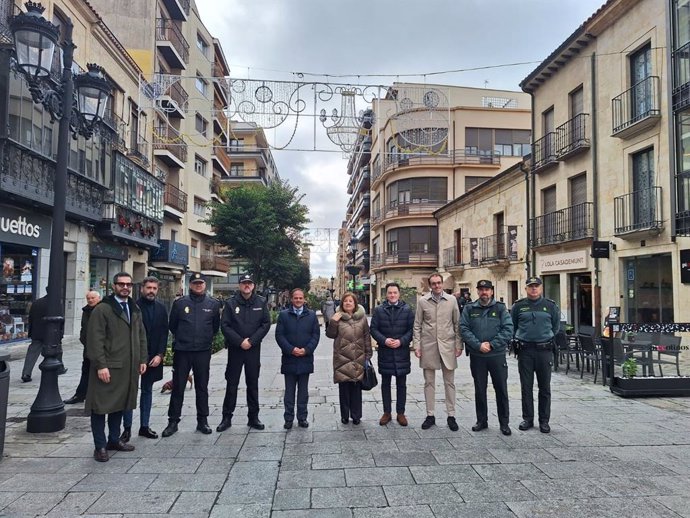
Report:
120,301,129,322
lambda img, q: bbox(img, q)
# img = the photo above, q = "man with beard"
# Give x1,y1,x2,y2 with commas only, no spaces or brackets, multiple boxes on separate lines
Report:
121,277,169,441
217,273,271,431
460,280,513,436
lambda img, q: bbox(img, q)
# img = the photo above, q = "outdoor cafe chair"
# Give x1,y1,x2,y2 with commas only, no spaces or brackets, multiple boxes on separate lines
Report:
653,335,682,377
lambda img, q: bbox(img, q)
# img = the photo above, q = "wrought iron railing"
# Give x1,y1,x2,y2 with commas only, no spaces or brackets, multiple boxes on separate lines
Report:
378,200,448,222
155,18,189,64
443,246,462,268
164,183,187,212
612,76,660,135
201,254,230,272
371,250,438,269
556,113,589,157
480,231,509,262
127,137,149,167
153,126,187,164
532,132,559,171
530,202,594,247
164,80,189,112
614,186,662,234
381,149,501,174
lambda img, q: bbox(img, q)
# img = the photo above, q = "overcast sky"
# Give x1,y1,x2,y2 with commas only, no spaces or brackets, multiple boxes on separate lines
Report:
195,0,605,278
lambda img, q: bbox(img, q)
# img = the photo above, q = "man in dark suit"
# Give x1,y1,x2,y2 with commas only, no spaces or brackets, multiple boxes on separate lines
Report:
121,277,169,441
64,290,101,404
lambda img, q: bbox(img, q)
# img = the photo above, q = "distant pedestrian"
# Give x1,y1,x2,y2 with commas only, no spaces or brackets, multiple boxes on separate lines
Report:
511,277,560,434
276,288,320,429
64,290,101,404
121,277,169,441
86,272,147,462
460,280,513,435
162,273,221,437
370,282,413,427
217,273,271,432
326,292,371,425
21,288,67,382
413,273,462,431
321,296,335,329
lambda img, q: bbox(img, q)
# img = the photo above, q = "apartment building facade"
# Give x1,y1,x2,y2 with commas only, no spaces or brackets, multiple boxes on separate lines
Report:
520,0,684,329
368,83,530,302
0,0,165,337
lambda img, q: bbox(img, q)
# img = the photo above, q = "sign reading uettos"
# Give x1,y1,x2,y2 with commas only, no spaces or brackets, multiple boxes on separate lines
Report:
539,250,589,272
0,205,52,248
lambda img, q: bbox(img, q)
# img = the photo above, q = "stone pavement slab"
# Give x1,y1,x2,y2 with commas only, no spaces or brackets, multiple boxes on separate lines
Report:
1,323,690,516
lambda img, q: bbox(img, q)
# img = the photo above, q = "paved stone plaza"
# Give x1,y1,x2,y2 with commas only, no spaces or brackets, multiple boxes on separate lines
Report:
1,326,690,517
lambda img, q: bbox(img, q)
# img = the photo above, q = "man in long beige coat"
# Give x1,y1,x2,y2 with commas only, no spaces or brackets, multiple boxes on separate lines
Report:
87,272,147,462
413,272,462,431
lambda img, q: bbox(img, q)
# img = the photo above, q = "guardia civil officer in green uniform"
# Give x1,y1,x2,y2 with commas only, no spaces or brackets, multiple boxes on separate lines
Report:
460,280,513,436
511,276,560,433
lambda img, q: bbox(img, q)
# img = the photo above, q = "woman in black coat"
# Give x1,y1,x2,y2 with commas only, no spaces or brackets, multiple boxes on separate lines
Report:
370,282,414,427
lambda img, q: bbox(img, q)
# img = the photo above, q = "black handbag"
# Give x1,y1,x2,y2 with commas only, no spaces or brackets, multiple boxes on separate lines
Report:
360,360,378,391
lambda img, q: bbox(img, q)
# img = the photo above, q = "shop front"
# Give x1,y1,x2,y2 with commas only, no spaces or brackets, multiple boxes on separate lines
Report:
0,205,52,344
89,242,129,298
149,239,188,310
538,249,591,331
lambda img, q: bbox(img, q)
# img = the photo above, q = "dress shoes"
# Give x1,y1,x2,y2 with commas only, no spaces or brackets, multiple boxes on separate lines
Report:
93,448,109,462
119,427,131,443
421,415,436,430
21,375,31,383
106,440,135,452
284,421,293,430
341,418,349,424
379,413,392,426
196,422,213,434
63,394,85,405
162,421,179,437
138,427,158,439
216,418,232,432
518,420,534,431
447,416,459,432
298,420,309,428
352,418,361,425
396,414,408,427
57,368,68,375
248,419,265,430
539,422,551,433
472,422,488,432
500,425,512,436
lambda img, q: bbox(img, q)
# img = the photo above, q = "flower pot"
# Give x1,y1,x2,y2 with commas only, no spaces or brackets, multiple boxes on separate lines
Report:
610,376,690,397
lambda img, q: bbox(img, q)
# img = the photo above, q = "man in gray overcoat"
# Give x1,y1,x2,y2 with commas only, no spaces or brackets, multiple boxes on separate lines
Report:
86,272,147,462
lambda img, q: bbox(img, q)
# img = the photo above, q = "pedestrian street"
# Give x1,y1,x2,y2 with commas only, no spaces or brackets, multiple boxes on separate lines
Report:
2,325,690,517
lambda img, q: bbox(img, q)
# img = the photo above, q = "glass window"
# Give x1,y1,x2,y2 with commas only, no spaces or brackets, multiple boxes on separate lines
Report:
195,74,207,96
230,138,244,150
113,153,164,221
0,244,38,344
193,197,206,216
195,114,208,136
196,33,209,56
191,239,199,258
230,163,243,176
625,255,673,323
195,155,207,177
89,256,124,298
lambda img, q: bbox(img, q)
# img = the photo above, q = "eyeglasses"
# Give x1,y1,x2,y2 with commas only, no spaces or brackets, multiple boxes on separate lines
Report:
115,282,133,287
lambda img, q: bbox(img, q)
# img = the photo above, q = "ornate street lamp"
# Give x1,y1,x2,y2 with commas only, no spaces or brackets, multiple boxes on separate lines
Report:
329,276,335,298
9,2,111,433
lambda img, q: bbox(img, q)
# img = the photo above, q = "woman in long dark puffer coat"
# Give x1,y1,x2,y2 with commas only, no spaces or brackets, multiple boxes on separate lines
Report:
326,292,371,425
370,282,414,427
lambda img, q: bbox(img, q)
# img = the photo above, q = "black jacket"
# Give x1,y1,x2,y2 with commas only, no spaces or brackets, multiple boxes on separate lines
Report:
370,300,414,376
275,307,320,375
137,296,169,382
79,304,96,347
27,295,50,342
169,293,221,352
222,292,271,349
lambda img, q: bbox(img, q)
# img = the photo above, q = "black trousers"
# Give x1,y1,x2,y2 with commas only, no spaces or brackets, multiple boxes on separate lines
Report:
380,373,407,414
338,381,362,421
167,350,211,422
284,373,310,421
74,356,90,399
222,347,261,421
469,354,509,425
518,347,552,423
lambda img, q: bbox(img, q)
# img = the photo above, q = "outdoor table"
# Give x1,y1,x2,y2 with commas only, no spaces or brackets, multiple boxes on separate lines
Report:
621,340,654,376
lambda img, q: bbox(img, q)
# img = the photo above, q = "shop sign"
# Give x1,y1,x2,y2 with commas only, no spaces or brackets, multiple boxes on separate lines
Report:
90,242,128,261
150,239,189,266
149,271,176,282
680,249,690,284
0,205,52,248
539,250,589,272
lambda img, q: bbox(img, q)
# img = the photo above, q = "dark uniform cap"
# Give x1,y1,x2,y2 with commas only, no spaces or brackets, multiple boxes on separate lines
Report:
476,279,493,289
189,272,206,283
526,276,543,286
238,273,254,284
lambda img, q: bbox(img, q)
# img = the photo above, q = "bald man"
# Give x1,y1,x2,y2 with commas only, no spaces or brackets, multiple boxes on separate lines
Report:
64,291,101,404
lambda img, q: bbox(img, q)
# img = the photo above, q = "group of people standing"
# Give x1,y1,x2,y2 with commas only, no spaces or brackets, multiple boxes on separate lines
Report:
57,268,559,462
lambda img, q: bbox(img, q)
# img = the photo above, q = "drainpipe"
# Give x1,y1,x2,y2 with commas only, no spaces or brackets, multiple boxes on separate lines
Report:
522,160,531,278
528,92,536,277
666,2,676,238
591,52,602,331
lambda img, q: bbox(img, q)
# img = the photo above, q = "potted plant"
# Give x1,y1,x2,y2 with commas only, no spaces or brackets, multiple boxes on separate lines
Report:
621,358,637,378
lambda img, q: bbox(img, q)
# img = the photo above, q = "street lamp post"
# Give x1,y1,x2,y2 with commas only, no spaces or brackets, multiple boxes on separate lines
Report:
9,2,111,433
328,276,335,298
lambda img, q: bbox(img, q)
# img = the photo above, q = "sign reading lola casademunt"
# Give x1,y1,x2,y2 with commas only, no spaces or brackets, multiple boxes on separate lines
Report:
0,205,52,248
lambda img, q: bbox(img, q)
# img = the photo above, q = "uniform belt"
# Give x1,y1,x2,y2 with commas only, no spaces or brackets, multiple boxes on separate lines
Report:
519,340,553,347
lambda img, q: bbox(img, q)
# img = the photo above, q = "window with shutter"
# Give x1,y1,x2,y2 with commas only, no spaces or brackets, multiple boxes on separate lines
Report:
569,174,587,206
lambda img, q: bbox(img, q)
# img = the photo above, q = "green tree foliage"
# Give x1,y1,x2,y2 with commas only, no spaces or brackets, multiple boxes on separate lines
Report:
207,180,310,288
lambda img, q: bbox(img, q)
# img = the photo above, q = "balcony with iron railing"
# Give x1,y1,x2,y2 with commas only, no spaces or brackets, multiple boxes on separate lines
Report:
555,113,590,159
201,253,231,273
376,149,501,182
442,246,463,269
212,144,232,175
157,78,188,119
479,231,509,263
612,76,661,139
614,186,663,236
164,183,187,213
531,132,559,173
127,137,149,168
353,222,370,242
153,126,187,167
673,40,690,110
155,18,189,69
161,0,190,20
370,250,439,270
529,202,594,247
351,193,370,223
372,200,449,228
213,98,229,135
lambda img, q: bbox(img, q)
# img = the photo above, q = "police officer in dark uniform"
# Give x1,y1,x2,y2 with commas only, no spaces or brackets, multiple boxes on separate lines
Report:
162,273,221,437
217,273,271,431
511,276,560,433
460,280,513,436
